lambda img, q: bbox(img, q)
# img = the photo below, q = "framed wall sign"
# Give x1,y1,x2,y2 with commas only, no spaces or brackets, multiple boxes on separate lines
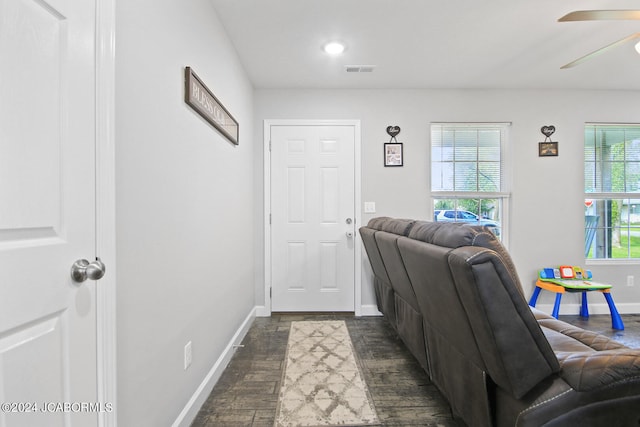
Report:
384,142,403,167
184,66,239,145
539,141,558,157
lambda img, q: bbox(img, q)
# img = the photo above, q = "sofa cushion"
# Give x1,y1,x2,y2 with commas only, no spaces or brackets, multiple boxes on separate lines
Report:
537,317,627,352
366,217,416,236
554,349,640,391
409,221,524,294
360,227,391,285
375,231,419,310
535,315,640,392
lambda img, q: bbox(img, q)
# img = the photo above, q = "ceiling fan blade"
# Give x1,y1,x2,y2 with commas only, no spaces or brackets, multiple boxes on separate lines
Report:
559,10,640,22
561,32,640,69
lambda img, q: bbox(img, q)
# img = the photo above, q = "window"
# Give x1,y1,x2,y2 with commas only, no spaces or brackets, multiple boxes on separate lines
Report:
431,123,510,239
585,124,640,260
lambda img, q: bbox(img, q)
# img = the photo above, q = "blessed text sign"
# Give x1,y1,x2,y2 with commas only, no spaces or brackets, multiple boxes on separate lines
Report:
185,66,239,145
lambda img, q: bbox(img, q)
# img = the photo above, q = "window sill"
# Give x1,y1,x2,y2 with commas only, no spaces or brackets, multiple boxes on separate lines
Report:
586,258,640,266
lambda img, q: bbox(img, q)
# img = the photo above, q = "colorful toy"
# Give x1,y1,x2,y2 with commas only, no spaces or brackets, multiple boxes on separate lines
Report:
529,266,624,330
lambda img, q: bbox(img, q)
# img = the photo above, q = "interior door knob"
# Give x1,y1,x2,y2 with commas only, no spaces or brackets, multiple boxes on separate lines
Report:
71,258,106,283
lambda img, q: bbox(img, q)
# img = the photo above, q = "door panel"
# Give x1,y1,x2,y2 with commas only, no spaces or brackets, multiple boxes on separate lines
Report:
0,314,67,426
271,125,355,312
0,0,98,425
0,0,65,243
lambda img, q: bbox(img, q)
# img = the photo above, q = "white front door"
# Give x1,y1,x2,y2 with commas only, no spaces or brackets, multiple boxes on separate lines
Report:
270,124,356,312
0,0,101,425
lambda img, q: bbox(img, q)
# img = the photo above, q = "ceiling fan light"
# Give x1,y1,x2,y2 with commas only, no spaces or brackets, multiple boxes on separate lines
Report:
636,41,640,55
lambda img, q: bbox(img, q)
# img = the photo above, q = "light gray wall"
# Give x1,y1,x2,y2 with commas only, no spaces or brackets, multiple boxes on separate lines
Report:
254,89,640,314
115,1,254,425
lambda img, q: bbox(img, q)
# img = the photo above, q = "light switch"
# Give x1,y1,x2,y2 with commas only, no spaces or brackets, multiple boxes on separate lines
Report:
364,202,376,213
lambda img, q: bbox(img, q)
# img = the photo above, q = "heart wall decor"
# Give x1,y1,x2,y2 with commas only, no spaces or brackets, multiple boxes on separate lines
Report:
386,125,400,138
541,125,555,138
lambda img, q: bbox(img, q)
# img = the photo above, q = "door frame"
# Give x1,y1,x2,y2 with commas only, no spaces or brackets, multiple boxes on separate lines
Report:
262,119,362,316
95,0,117,425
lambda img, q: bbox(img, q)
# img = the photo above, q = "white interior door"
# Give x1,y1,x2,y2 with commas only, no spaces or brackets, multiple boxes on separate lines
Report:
0,0,100,425
271,124,356,312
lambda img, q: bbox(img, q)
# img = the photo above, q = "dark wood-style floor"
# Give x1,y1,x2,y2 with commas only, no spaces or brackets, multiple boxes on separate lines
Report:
191,313,640,426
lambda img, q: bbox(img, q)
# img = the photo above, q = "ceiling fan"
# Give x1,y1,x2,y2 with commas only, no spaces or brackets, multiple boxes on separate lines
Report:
558,10,640,69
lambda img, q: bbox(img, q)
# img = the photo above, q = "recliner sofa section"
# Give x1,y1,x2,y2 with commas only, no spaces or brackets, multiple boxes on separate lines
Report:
359,217,428,371
360,217,640,427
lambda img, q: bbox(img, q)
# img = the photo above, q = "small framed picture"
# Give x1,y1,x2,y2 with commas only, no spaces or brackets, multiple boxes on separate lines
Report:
539,141,558,157
384,142,403,167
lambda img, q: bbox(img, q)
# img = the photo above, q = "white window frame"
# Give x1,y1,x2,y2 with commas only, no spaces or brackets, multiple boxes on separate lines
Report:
430,122,511,247
585,122,640,264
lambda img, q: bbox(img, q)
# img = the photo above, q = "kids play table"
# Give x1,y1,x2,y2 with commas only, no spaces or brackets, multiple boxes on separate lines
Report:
528,267,624,330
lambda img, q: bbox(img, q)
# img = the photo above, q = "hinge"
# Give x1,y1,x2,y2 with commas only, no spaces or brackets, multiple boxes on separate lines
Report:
270,287,272,298
269,140,272,151
269,213,272,225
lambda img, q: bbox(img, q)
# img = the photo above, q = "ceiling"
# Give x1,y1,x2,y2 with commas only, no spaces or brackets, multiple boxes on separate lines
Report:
209,0,640,90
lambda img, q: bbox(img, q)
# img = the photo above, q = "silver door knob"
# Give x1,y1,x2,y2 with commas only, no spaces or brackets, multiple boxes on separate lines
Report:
71,258,106,283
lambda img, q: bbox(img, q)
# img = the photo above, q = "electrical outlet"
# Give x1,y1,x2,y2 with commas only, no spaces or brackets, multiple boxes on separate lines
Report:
184,341,192,370
627,276,634,287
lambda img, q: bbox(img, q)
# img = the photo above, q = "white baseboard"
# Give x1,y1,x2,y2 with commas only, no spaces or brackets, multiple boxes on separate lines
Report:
535,302,640,316
359,304,383,317
172,307,257,427
254,304,382,317
255,305,270,317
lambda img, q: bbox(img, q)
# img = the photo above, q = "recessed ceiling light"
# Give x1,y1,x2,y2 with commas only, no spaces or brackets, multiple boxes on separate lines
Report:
323,42,345,55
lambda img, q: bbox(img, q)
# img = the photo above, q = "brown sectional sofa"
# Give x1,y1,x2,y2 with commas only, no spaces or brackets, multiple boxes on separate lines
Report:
360,217,640,427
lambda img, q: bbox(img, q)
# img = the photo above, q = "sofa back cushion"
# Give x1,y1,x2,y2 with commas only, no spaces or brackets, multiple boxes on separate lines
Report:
359,226,397,326
359,227,391,285
375,231,418,310
408,221,524,295
397,236,492,424
398,237,485,366
366,217,416,236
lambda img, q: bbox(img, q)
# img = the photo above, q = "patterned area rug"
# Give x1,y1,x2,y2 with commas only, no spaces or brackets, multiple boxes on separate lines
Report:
274,320,379,427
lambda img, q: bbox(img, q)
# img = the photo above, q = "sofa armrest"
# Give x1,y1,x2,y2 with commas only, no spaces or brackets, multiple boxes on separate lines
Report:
447,246,560,398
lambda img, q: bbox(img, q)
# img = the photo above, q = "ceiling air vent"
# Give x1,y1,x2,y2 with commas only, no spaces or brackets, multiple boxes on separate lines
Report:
345,65,376,73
